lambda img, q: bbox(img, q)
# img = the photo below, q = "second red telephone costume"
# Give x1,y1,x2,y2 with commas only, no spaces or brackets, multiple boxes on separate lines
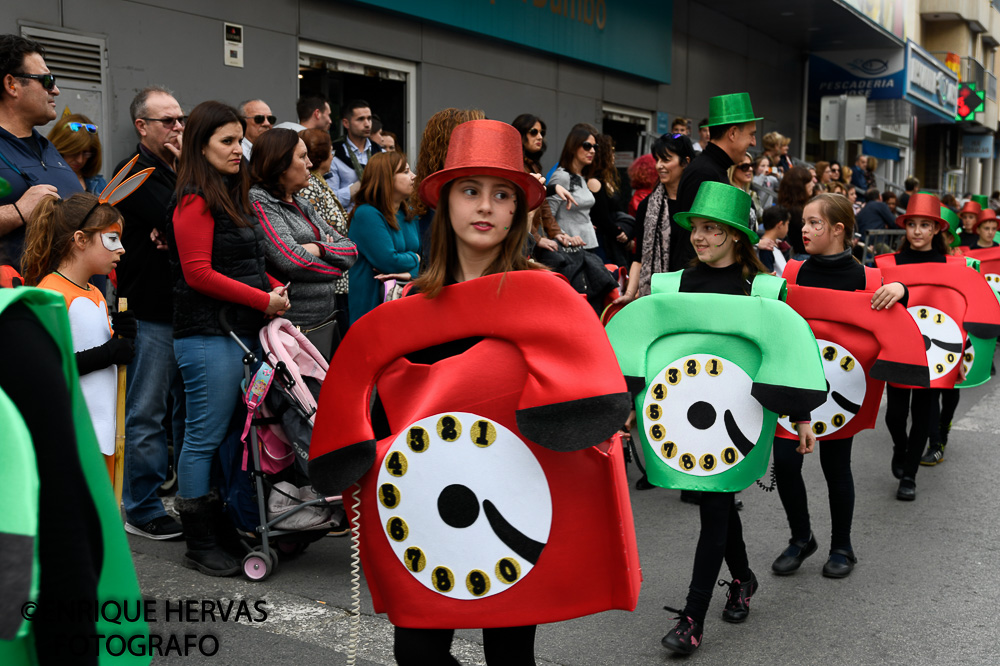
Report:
309,120,638,664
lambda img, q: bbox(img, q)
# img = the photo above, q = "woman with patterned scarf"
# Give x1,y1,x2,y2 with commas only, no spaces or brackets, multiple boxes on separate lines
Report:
614,132,695,303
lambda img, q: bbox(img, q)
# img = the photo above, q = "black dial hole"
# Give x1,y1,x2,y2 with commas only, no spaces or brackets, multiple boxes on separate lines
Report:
687,401,716,430
437,484,480,528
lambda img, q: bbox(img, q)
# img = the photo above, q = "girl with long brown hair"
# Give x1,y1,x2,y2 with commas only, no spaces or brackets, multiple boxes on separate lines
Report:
23,192,135,481
168,100,289,577
347,150,420,324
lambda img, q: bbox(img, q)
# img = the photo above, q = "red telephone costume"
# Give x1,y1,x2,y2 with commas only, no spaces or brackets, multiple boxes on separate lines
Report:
309,271,639,629
874,254,1000,388
775,260,929,440
966,246,1000,296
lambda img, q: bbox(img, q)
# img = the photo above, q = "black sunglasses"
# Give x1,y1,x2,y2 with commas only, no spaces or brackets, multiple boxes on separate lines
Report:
245,114,277,125
14,72,56,90
528,128,546,137
736,163,754,172
142,116,186,127
581,141,598,151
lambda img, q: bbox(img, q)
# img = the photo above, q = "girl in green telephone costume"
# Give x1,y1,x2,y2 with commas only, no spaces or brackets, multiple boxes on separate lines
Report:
606,181,826,655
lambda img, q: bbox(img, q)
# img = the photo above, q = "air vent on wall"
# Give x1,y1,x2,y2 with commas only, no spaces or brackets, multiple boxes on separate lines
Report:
21,27,104,87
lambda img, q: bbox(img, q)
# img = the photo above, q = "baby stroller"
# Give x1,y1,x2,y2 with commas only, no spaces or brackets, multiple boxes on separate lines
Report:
218,310,344,581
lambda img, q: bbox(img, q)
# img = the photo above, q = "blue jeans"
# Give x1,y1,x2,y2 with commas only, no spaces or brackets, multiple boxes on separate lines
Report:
123,319,185,524
174,333,257,498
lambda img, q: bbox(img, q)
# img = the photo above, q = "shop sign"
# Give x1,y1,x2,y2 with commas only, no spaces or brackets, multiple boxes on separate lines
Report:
962,134,993,159
905,41,958,119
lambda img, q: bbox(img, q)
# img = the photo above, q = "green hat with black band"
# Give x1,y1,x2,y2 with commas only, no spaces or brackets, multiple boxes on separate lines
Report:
941,205,962,248
673,181,759,243
700,92,763,128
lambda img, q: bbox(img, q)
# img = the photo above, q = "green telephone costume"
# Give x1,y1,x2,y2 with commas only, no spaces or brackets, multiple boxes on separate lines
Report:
0,287,149,665
606,271,826,492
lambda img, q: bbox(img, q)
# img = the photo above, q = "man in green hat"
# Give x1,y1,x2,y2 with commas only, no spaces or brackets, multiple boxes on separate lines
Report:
674,93,761,271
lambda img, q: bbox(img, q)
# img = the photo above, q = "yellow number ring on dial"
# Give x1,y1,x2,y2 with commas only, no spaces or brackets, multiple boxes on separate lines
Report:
777,339,866,439
642,354,761,476
906,305,963,380
376,412,551,600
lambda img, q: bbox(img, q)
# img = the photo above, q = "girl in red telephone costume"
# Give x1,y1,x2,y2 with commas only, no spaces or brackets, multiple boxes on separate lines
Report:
874,193,1000,501
772,193,923,579
308,120,637,664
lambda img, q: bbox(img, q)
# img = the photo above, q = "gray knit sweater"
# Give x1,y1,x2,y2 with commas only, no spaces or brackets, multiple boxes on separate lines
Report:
249,185,358,328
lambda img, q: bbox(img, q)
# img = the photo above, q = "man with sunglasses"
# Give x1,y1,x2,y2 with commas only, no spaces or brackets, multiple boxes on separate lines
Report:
0,34,83,267
239,98,275,160
109,85,188,542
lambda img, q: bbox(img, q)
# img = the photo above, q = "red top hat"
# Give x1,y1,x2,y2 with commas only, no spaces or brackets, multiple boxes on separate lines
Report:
418,120,547,211
974,207,998,232
959,200,982,217
896,192,948,232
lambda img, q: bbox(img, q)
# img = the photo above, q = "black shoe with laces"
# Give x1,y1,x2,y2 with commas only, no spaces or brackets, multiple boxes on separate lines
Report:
661,607,703,655
720,570,758,623
920,442,945,466
125,515,183,541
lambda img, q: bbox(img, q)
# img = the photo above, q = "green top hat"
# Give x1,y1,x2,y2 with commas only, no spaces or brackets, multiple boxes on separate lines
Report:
972,194,989,209
674,181,759,243
700,93,763,128
940,205,962,248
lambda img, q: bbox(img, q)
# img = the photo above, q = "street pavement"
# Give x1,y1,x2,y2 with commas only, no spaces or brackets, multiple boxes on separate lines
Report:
129,379,1000,665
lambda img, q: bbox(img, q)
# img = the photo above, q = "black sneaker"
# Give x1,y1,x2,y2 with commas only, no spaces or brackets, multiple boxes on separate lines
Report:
661,608,703,655
720,570,758,623
125,515,183,540
920,442,945,466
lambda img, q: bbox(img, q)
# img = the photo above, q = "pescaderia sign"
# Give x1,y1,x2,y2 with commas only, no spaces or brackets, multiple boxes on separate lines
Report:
345,0,672,83
809,40,957,122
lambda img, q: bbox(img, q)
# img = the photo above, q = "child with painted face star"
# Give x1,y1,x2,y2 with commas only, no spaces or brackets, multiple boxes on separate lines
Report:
21,192,138,480
770,193,908,580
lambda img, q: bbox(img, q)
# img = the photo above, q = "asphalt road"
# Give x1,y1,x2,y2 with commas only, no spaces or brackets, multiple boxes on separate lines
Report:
129,379,1000,665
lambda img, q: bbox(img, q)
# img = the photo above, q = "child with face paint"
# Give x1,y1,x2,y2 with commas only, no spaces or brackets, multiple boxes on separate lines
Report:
771,193,907,578
21,192,137,479
660,182,776,655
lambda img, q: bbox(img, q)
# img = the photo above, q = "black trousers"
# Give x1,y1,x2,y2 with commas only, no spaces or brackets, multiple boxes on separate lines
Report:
773,437,855,551
682,491,750,625
928,388,960,444
884,386,938,479
393,625,537,666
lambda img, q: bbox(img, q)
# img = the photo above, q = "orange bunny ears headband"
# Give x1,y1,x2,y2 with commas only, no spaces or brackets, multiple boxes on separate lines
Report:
78,155,154,228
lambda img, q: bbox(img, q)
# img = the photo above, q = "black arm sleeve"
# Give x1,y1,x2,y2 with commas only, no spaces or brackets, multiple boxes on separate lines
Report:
75,342,113,375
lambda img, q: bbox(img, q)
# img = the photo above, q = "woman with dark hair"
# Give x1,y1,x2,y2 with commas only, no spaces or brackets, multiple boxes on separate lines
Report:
588,134,631,266
512,113,561,253
298,127,354,328
47,113,107,194
615,132,695,304
547,123,600,251
348,151,420,324
249,128,357,333
168,101,290,576
778,165,815,258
